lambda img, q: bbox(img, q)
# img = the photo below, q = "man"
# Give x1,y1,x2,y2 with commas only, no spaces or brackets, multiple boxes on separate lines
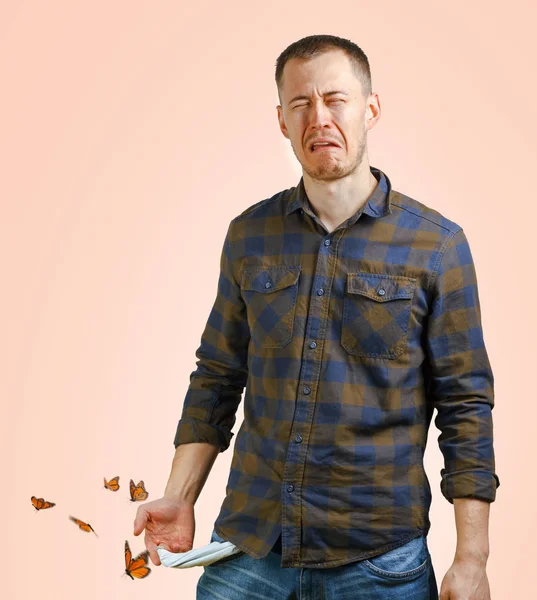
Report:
133,34,499,599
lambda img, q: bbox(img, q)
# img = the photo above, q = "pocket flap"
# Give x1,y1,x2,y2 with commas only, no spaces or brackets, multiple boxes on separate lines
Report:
241,265,301,293
347,272,416,301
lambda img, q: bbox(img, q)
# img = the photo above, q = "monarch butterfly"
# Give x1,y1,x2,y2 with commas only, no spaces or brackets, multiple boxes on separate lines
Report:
124,539,151,580
69,515,99,537
129,479,148,502
31,496,56,511
104,476,120,491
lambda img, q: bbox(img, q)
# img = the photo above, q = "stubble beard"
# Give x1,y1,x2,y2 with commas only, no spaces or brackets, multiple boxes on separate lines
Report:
293,130,367,183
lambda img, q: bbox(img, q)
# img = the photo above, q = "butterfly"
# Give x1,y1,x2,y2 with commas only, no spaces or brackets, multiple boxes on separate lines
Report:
124,539,151,579
129,479,148,502
69,515,98,537
31,496,56,511
104,475,120,491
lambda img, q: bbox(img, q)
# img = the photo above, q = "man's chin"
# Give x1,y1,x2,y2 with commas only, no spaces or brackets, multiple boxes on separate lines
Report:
303,163,350,181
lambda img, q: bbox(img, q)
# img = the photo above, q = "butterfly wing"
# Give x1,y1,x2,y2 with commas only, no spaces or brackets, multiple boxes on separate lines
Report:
104,476,120,491
129,551,151,579
134,481,149,501
129,480,148,501
69,515,93,533
129,565,151,579
32,496,55,510
124,540,132,570
130,551,149,569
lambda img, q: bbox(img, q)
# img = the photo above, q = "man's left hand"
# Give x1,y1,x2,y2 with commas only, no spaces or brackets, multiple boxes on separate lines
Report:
439,558,491,600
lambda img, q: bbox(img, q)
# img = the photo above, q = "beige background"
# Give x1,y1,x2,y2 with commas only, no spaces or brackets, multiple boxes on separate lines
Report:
2,1,535,598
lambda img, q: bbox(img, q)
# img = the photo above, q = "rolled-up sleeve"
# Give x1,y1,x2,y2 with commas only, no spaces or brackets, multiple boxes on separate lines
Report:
425,227,500,503
173,219,250,452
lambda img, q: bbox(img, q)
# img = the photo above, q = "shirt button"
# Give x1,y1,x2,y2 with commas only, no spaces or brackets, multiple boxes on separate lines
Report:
287,485,295,492
377,287,386,296
324,239,331,246
264,281,272,289
317,288,324,296
295,435,303,443
303,387,311,395
309,341,317,349
300,209,304,215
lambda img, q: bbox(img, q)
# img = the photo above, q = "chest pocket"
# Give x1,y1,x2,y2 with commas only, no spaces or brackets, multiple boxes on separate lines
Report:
241,265,301,349
342,272,417,359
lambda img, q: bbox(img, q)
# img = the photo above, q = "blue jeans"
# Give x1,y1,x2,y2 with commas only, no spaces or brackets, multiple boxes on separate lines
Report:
196,529,439,599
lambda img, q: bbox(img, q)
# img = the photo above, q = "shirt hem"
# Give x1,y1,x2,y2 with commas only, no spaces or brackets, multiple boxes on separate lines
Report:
215,526,428,569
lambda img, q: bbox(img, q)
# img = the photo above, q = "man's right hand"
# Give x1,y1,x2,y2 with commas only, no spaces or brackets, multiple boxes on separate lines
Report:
133,497,195,566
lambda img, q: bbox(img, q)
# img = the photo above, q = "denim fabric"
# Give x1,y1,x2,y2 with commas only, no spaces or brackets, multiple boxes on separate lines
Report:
196,529,439,599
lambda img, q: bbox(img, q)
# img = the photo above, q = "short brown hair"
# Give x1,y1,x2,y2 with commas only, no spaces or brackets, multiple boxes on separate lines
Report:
275,34,372,103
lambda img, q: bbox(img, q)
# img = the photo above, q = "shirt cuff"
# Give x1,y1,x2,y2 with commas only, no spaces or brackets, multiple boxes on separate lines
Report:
173,417,233,453
440,469,500,504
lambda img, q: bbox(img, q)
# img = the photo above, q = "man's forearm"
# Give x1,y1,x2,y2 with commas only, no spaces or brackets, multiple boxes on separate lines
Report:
164,442,220,505
453,497,490,565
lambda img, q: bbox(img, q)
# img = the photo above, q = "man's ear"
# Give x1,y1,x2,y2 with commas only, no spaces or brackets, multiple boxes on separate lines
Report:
276,106,290,140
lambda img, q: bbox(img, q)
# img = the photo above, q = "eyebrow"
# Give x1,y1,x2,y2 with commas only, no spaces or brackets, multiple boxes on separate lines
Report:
288,90,349,105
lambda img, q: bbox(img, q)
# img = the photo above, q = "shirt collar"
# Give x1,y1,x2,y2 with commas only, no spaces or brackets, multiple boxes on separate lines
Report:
285,165,392,219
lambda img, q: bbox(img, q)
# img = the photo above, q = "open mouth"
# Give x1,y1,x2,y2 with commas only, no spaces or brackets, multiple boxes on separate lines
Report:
310,143,340,152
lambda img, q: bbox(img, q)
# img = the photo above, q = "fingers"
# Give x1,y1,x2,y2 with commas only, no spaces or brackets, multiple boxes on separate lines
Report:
148,548,161,566
145,538,162,566
133,507,147,536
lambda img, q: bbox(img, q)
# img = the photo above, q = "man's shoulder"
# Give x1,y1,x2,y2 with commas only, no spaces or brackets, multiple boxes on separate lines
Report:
389,187,463,236
229,187,294,225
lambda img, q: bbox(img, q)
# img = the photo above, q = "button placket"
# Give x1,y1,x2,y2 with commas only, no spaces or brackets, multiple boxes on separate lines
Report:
282,230,339,558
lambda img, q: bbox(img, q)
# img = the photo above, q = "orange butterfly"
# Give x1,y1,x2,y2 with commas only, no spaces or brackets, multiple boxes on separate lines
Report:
69,515,98,537
31,496,56,511
124,540,151,580
129,479,148,502
104,475,120,491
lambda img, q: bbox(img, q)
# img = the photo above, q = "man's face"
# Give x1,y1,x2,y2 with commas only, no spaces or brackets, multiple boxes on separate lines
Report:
277,49,378,182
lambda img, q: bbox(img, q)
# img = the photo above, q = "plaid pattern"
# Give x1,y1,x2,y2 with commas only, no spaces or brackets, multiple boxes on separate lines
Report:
174,166,499,569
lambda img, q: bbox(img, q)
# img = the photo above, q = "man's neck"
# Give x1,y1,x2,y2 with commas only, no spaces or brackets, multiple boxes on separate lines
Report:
302,164,379,233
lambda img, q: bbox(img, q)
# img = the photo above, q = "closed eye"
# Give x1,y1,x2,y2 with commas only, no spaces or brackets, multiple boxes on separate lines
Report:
293,99,344,109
